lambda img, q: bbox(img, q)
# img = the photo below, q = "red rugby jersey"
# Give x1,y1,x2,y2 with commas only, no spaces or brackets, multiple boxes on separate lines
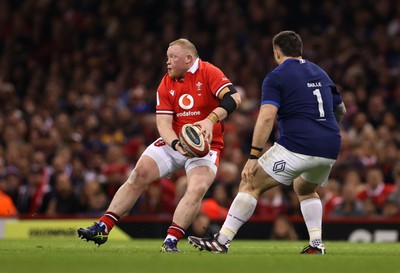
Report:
156,59,232,150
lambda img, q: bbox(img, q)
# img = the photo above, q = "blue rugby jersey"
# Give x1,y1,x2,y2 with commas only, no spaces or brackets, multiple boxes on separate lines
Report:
261,58,342,159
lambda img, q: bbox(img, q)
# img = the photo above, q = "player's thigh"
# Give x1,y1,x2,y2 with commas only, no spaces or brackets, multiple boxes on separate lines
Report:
239,165,281,196
185,149,220,175
142,137,186,178
258,143,335,186
299,157,336,186
258,143,303,186
293,177,319,196
184,150,220,198
186,165,216,198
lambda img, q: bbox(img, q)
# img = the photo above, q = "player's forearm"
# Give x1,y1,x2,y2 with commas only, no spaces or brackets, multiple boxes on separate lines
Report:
251,116,273,149
159,127,179,146
249,104,277,158
156,114,178,146
207,93,241,124
334,102,346,125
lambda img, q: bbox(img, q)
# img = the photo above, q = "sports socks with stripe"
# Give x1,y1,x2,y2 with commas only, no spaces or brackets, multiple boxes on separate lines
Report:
165,222,185,242
99,211,120,233
217,192,258,245
300,198,323,247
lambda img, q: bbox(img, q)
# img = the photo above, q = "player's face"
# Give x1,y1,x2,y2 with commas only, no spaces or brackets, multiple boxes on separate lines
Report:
166,45,190,79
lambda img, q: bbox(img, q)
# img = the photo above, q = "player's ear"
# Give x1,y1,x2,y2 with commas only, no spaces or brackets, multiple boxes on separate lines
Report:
275,48,281,60
273,47,283,64
186,54,193,64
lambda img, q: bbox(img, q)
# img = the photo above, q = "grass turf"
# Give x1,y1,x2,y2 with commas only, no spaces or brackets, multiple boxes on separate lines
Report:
0,239,399,273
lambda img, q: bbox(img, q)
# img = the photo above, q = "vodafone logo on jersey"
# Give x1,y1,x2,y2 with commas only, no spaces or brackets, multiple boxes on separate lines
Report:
177,94,201,117
178,94,194,110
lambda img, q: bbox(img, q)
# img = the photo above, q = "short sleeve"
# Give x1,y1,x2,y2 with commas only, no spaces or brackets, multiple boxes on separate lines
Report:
261,71,281,108
204,63,232,97
156,75,174,115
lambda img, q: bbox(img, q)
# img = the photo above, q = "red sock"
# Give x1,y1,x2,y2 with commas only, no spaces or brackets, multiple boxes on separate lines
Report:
167,222,185,240
99,211,120,232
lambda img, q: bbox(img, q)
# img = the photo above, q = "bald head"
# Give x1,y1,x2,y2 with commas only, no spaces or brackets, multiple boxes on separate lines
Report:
169,38,199,58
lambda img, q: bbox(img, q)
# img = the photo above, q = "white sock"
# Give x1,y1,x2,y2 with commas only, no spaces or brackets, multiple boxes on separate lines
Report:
217,192,257,245
165,235,178,242
99,221,109,233
300,198,323,247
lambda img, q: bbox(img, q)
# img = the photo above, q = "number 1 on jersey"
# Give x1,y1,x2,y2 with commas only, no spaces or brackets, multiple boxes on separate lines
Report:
313,89,325,118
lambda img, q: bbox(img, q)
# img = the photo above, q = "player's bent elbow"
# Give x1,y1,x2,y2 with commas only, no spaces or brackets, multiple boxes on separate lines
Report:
234,93,242,108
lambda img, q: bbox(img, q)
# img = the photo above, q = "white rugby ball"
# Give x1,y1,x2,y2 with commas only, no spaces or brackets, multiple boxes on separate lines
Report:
179,124,210,157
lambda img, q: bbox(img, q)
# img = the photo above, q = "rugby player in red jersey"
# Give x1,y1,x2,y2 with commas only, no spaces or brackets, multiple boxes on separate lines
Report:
78,38,241,252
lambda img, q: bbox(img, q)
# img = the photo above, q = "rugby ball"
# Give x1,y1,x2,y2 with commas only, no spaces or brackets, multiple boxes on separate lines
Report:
179,124,210,157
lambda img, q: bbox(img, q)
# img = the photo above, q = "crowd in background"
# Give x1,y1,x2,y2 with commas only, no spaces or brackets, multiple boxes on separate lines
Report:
0,0,400,223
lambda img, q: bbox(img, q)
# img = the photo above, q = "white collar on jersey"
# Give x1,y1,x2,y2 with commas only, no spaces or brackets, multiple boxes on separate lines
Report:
187,58,200,74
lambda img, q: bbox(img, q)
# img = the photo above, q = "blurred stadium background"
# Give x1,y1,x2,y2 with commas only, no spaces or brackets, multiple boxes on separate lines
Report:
0,0,400,242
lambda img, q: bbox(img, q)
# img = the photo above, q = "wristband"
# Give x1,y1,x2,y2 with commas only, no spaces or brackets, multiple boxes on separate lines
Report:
207,112,219,125
171,139,179,151
250,145,263,158
251,146,263,152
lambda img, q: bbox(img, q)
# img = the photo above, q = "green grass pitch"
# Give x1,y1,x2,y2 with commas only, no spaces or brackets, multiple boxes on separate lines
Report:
1,238,400,273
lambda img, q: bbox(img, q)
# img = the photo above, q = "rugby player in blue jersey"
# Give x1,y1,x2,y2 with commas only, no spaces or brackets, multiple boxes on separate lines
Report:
188,30,346,254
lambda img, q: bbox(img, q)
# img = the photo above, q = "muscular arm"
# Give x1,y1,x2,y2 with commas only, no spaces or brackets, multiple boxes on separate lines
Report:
156,114,177,146
156,114,189,155
334,102,346,125
251,104,278,148
194,86,241,142
213,87,242,122
241,103,278,183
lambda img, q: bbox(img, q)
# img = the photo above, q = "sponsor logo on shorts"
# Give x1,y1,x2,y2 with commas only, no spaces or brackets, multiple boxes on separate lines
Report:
273,160,286,173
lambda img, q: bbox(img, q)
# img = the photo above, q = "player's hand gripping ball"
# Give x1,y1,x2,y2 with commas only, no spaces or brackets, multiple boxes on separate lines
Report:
179,124,210,157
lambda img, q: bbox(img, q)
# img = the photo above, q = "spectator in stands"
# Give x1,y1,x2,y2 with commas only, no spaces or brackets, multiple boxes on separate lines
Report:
331,183,365,217
16,164,51,214
101,145,130,199
2,165,21,205
211,161,241,202
317,178,341,217
381,200,399,217
285,190,302,216
137,178,176,216
0,180,17,217
137,182,164,216
46,173,81,216
355,139,379,169
343,169,364,191
101,164,126,200
48,150,72,192
347,112,374,146
269,216,298,241
387,162,400,208
81,181,109,216
69,156,87,194
362,197,379,217
357,167,395,212
174,175,187,207
254,186,287,216
201,184,229,222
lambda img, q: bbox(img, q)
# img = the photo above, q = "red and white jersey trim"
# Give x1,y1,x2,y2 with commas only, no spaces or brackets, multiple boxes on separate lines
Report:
157,110,174,115
216,82,233,97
